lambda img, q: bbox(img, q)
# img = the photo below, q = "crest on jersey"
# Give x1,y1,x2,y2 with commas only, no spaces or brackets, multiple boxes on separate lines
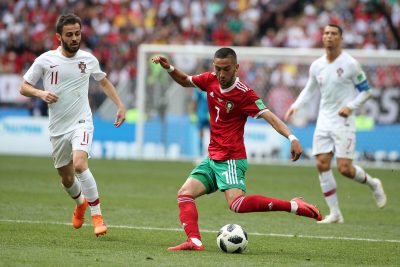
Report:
226,101,234,113
337,67,343,77
78,61,86,73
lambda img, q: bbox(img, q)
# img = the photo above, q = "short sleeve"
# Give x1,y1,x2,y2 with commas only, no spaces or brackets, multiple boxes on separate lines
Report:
190,72,212,92
241,89,268,118
90,56,106,81
23,57,44,85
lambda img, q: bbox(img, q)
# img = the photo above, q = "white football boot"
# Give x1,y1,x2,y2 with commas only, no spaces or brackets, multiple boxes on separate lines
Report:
371,178,387,208
317,212,344,224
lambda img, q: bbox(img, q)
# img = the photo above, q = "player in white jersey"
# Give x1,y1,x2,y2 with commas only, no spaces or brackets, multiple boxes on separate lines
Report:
285,24,387,224
20,13,126,235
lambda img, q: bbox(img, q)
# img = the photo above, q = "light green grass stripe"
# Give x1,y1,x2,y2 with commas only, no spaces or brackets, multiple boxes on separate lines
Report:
1,219,399,244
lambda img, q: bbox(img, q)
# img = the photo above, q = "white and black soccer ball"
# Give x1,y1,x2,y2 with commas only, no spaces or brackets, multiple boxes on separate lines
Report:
217,224,248,253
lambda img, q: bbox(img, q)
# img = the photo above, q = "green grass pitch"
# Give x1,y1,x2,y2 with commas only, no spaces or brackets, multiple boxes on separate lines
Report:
1,155,399,266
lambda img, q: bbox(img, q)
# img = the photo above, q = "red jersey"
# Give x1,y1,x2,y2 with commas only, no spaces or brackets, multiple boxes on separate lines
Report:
190,72,268,160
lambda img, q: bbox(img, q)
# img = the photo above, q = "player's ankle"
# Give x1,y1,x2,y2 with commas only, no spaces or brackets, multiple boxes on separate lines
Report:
190,238,202,246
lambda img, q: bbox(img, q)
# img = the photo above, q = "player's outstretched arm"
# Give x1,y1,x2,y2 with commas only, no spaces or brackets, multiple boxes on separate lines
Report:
99,78,126,127
20,80,59,104
151,55,193,88
260,110,302,161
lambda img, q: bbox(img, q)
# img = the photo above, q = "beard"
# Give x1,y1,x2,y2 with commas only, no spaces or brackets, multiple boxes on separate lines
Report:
219,76,235,88
61,39,80,54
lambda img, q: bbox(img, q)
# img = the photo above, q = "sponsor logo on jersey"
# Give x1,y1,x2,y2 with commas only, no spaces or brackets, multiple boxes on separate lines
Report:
78,61,86,73
50,65,59,68
226,101,234,113
337,67,343,77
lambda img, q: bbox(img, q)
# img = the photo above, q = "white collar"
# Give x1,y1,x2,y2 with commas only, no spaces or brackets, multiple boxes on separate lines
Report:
220,77,239,93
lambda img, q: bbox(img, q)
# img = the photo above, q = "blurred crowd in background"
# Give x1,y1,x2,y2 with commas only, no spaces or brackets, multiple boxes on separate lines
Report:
1,0,400,112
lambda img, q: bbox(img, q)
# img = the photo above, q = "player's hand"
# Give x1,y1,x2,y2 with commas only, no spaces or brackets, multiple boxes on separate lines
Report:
284,107,296,122
114,106,126,128
290,139,302,162
40,90,58,104
338,107,352,118
151,55,170,70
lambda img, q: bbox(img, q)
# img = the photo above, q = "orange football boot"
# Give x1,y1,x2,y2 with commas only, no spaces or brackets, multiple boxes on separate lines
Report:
72,198,88,229
92,215,108,236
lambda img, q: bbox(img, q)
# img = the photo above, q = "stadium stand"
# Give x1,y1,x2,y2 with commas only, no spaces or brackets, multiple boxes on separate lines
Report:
1,0,399,163
1,0,399,110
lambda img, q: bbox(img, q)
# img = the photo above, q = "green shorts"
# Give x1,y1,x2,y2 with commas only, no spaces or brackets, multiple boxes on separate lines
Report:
189,157,248,194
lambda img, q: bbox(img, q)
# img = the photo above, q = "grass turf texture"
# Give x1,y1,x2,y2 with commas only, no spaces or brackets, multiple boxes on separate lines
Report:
0,155,399,266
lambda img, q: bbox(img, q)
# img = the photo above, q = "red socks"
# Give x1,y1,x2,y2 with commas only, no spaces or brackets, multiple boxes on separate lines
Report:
230,195,291,213
177,195,201,239
176,194,291,240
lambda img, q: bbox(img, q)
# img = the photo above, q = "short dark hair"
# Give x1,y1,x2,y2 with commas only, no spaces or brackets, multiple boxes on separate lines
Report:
214,47,237,64
327,24,343,36
56,13,82,34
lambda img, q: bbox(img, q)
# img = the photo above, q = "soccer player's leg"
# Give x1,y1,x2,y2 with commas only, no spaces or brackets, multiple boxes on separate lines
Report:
58,163,89,228
346,163,386,208
53,135,88,229
219,159,321,221
335,130,387,208
74,164,107,236
316,169,343,224
228,193,322,221
72,126,107,236
168,159,214,251
314,132,342,223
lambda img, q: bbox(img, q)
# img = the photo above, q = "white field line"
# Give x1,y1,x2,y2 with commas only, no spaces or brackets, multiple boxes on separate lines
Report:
1,219,399,244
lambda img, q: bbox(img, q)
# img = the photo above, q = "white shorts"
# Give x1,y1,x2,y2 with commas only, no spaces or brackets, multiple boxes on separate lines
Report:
50,123,94,168
312,129,356,159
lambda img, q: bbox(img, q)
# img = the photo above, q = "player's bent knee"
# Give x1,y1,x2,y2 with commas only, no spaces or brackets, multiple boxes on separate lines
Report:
73,162,87,174
337,164,352,177
177,187,197,198
316,162,330,172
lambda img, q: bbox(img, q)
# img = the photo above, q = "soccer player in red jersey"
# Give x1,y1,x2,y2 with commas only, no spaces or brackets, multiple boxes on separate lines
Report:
152,47,322,251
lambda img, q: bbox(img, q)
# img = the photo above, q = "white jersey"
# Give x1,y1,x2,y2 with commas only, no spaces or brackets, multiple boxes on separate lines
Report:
292,51,369,131
23,47,106,137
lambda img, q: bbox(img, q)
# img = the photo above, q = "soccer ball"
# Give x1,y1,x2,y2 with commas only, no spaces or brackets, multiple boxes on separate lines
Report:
216,224,248,253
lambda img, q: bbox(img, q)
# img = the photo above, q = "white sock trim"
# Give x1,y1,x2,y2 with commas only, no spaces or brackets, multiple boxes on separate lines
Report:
290,200,298,214
190,238,202,246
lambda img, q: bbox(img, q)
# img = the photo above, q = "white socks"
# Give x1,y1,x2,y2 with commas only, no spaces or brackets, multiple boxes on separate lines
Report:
63,177,84,205
290,200,298,214
76,169,101,215
354,165,375,188
319,170,341,215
